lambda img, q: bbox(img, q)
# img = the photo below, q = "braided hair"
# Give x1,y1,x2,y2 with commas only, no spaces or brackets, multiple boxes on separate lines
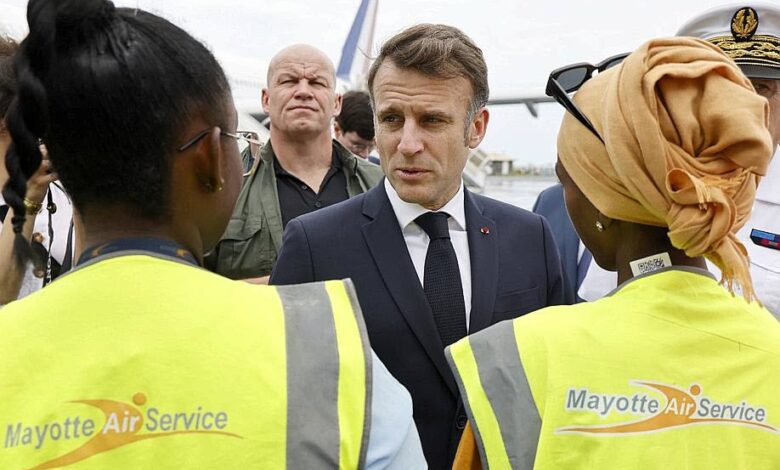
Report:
2,0,231,262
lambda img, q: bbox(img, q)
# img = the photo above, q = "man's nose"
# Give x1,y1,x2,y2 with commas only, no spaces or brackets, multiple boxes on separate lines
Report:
293,81,314,99
397,121,423,157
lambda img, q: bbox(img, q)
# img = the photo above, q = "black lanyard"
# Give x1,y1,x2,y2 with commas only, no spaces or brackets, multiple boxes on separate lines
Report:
77,237,199,267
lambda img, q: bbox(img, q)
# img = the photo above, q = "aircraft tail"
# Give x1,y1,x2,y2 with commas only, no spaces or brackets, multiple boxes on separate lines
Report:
336,0,379,87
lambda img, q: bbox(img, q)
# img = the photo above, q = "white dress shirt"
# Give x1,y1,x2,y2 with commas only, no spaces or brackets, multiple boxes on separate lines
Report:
735,148,780,317
384,178,473,329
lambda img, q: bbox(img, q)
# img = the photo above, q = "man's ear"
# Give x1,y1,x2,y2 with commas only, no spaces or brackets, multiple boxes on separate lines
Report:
467,107,490,149
334,121,343,137
332,93,343,118
261,88,271,114
193,127,225,193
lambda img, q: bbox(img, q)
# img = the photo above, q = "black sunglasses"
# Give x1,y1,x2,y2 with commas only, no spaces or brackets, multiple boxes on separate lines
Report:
546,53,629,143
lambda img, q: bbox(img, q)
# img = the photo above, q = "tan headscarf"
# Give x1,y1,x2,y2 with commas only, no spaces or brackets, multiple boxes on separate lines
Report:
558,37,774,301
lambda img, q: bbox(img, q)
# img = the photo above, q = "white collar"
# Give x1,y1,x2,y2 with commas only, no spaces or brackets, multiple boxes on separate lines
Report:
384,178,467,231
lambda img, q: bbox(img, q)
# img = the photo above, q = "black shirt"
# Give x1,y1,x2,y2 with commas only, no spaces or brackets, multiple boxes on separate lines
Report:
275,152,349,228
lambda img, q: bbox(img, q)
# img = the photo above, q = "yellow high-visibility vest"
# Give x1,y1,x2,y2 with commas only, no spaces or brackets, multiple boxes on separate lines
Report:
0,254,371,469
447,268,780,469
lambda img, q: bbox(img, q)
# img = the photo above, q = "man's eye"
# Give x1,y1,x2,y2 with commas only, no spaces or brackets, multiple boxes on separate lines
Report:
381,115,400,123
751,82,775,97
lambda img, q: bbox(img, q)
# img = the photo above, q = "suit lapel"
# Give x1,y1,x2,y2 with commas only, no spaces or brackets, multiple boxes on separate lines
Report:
361,184,458,396
465,190,499,333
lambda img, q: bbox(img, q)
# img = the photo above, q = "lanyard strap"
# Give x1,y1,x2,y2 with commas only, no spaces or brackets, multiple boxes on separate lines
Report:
77,237,199,267
43,189,56,287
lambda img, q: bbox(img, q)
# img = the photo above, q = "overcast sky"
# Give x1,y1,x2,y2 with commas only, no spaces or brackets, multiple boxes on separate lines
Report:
2,0,737,164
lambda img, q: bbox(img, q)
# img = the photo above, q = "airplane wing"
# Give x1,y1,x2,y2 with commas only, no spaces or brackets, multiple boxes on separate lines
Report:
487,94,556,118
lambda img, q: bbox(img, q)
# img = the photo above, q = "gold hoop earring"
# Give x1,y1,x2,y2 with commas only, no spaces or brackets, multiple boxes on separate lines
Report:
595,220,605,232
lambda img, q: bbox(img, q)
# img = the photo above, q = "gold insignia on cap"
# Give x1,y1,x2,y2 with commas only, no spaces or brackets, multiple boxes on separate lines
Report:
731,7,759,41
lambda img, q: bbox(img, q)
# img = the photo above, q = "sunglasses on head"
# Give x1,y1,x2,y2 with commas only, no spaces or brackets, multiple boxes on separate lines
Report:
546,53,629,143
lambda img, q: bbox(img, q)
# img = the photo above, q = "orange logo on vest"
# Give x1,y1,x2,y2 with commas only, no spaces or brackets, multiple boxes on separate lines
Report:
5,393,241,469
558,381,778,435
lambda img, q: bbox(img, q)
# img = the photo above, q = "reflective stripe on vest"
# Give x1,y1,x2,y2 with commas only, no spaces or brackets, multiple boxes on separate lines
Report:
0,256,371,469
447,270,780,470
277,281,372,469
446,320,540,470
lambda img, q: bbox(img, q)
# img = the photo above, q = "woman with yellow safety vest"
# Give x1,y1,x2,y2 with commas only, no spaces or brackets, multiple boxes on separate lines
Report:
447,38,780,469
0,1,425,468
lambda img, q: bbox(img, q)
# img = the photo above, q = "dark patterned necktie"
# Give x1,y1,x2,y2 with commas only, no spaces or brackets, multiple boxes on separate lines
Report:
415,211,467,347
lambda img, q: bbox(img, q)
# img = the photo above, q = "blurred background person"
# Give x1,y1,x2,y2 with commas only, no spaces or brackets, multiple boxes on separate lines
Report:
0,1,423,467
0,34,72,305
677,3,780,316
448,38,779,469
335,90,380,164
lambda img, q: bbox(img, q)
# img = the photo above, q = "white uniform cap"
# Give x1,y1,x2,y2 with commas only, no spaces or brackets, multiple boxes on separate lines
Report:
677,3,780,79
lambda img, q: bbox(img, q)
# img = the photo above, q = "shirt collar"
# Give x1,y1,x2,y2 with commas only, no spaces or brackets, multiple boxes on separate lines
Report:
384,178,467,232
273,146,341,177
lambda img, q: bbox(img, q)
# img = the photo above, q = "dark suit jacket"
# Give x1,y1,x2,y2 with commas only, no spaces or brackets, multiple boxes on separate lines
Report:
533,183,583,303
271,182,570,469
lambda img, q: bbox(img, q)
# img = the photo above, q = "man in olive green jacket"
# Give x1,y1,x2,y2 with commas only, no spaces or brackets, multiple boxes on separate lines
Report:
207,140,382,280
206,44,382,282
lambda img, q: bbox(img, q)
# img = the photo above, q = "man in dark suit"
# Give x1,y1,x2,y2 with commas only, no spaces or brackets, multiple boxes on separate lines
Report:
533,183,592,302
271,24,570,469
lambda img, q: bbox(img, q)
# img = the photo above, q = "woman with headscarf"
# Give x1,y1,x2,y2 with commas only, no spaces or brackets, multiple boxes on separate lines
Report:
447,37,780,470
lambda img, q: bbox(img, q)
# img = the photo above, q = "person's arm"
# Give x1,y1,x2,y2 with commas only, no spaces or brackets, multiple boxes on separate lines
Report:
364,352,427,469
269,218,315,285
541,216,573,305
0,157,57,304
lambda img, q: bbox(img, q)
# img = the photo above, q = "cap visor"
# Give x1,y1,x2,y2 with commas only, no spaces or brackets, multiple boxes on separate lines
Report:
737,63,780,80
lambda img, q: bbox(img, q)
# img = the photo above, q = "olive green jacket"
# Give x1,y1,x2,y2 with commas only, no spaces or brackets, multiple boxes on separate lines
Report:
206,139,383,279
